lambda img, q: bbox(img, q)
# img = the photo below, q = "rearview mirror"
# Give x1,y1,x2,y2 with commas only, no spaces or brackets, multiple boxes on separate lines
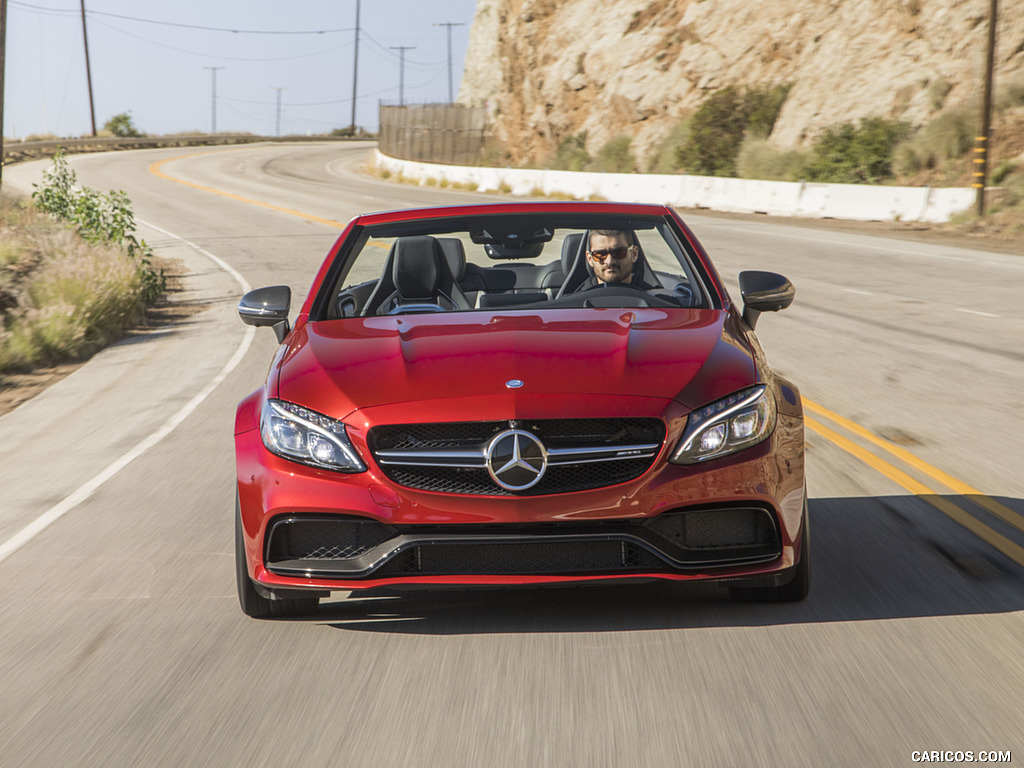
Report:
238,285,291,343
738,271,794,330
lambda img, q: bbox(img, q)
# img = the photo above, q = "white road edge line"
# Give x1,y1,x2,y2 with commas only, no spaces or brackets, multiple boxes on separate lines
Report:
954,308,1001,318
0,221,254,565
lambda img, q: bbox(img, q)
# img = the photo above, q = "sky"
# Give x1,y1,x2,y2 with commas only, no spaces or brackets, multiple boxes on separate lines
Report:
3,0,480,139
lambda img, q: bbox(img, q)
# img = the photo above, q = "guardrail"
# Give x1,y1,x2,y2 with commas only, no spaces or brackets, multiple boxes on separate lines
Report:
2,134,361,164
374,149,977,224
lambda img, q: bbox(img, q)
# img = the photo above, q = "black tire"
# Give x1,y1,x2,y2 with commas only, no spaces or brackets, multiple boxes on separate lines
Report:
730,495,810,603
235,495,319,618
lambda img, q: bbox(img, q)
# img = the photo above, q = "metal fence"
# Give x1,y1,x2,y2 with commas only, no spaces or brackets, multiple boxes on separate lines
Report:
378,103,487,165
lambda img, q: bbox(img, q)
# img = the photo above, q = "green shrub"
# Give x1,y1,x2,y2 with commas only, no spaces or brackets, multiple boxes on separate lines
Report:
1,152,171,376
32,150,164,303
480,139,512,167
647,119,692,174
894,105,975,174
804,118,912,183
552,132,591,172
677,84,792,177
588,134,636,173
992,160,1019,186
736,136,810,181
104,112,145,138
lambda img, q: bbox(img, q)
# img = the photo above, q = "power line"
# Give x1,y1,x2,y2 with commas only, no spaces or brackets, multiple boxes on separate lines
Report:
89,16,355,62
10,1,352,34
361,30,445,68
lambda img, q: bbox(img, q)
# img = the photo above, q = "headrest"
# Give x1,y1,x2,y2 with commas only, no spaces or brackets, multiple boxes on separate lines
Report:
393,236,443,300
561,232,584,272
436,238,467,281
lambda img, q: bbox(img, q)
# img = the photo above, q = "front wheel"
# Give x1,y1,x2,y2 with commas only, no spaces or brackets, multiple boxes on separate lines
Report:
235,495,319,618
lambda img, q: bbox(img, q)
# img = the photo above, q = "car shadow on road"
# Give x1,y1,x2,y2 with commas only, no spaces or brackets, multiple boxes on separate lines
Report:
318,495,1024,635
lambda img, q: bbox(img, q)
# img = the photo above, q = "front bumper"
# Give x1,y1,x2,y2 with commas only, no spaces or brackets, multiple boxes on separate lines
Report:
235,407,806,593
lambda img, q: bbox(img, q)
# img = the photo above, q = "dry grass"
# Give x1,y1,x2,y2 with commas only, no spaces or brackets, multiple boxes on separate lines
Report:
0,195,149,378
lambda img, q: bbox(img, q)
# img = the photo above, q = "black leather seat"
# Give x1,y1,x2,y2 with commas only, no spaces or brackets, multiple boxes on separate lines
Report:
387,235,473,313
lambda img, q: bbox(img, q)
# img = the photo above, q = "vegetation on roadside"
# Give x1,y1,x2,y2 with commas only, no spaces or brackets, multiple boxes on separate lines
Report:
0,151,166,378
674,84,792,177
104,112,145,138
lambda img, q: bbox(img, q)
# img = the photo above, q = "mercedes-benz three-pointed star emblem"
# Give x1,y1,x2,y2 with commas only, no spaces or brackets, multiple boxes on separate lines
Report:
485,429,548,491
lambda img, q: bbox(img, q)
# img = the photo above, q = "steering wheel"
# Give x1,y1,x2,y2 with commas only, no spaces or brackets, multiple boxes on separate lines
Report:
581,281,650,294
578,282,680,309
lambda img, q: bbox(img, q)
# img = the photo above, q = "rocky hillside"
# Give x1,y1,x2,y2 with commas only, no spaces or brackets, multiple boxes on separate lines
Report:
459,0,1024,169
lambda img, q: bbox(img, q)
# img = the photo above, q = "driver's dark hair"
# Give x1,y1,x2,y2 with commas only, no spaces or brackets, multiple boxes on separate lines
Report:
589,229,635,248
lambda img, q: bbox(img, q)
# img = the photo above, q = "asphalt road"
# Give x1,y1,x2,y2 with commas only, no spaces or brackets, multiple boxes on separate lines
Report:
1,143,1022,768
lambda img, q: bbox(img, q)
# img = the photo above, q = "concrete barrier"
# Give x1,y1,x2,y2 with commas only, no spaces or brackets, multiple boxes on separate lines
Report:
374,150,976,224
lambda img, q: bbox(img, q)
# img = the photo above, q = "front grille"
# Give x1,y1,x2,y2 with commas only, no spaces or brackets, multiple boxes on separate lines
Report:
383,458,656,496
645,507,778,561
265,516,393,562
368,418,665,496
373,540,663,576
263,507,781,579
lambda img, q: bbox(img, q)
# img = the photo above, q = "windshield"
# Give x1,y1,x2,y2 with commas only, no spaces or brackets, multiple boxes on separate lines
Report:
316,212,716,319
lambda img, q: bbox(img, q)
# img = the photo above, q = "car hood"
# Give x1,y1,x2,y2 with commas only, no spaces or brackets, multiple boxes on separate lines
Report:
276,309,756,418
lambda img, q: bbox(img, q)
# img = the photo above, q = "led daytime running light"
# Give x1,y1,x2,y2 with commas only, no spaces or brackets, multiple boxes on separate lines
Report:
260,399,365,472
671,386,776,464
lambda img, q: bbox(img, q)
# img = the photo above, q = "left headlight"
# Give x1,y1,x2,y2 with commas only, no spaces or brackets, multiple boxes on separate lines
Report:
260,399,366,472
670,385,776,464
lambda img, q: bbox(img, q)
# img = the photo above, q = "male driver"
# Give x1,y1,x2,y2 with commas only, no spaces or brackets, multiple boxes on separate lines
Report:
578,229,654,290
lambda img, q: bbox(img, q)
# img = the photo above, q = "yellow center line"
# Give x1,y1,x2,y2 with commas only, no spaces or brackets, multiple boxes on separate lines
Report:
805,414,1024,567
149,150,348,230
804,398,1024,535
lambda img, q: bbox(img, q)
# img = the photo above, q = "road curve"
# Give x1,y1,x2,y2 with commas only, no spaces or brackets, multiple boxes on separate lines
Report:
1,143,1021,768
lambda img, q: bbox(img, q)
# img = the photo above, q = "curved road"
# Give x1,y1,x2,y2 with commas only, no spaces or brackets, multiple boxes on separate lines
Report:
1,143,1022,767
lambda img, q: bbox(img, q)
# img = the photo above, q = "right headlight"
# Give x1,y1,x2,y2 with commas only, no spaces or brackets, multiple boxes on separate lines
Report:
260,399,366,473
670,385,776,464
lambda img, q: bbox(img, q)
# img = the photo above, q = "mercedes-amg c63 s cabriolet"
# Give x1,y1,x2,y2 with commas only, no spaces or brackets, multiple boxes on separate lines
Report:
234,201,807,617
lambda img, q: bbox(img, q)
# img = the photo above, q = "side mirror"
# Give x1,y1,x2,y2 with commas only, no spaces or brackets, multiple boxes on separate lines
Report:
738,271,794,330
238,285,291,343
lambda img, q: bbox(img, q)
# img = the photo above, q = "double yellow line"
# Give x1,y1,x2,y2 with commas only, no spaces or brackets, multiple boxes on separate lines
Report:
149,151,349,230
804,398,1024,567
150,149,1024,568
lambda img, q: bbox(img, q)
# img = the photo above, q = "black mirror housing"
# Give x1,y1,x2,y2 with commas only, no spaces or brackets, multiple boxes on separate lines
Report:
238,286,292,343
738,271,794,330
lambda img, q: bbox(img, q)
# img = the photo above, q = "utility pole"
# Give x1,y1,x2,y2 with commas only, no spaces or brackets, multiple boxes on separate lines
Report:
350,0,360,133
1,0,8,188
204,66,224,134
273,87,285,137
974,0,998,217
434,22,464,104
390,46,414,106
80,0,97,136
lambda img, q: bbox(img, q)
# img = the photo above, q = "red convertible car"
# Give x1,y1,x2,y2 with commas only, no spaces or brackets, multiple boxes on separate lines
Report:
234,201,807,617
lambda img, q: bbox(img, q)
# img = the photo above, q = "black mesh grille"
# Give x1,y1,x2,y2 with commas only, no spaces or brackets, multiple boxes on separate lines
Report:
373,540,663,576
384,458,655,496
644,508,777,560
369,418,665,496
266,517,393,563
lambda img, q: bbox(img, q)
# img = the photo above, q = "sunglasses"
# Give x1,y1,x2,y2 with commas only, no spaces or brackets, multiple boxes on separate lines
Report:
588,246,633,262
